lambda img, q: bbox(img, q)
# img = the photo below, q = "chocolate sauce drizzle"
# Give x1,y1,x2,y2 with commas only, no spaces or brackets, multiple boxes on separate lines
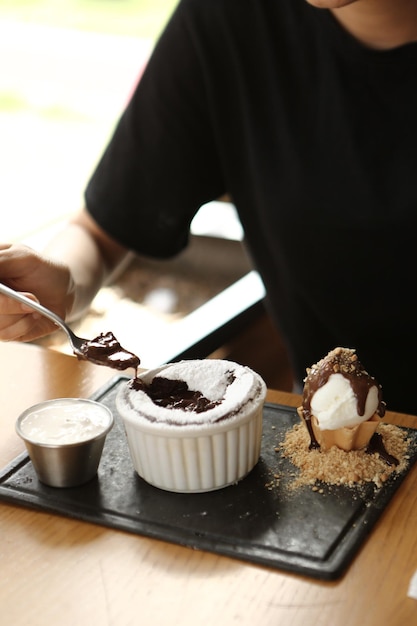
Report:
78,331,140,374
129,375,226,412
300,348,396,465
366,432,399,466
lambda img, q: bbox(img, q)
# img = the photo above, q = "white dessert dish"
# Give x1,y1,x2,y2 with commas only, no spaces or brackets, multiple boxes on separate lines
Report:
116,359,267,493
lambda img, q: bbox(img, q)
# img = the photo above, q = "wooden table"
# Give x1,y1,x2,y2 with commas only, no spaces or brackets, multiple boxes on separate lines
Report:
0,341,416,626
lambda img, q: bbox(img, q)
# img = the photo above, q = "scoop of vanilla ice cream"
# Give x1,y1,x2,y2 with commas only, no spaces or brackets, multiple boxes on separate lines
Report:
310,372,379,430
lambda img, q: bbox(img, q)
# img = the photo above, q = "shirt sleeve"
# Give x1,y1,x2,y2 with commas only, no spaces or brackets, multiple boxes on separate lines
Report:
85,0,225,258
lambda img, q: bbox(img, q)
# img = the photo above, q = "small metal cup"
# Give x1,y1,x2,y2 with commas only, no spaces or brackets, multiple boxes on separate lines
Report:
16,398,114,488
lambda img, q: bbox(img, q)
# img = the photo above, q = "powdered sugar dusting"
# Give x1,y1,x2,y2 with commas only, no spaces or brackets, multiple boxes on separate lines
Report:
117,359,266,427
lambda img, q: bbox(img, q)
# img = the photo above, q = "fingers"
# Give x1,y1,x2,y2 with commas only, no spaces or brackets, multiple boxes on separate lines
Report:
0,310,56,343
0,290,39,314
0,311,37,341
0,243,72,340
0,292,50,342
0,317,31,342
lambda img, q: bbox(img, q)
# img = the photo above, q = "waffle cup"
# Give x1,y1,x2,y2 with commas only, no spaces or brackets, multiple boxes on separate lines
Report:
297,407,380,452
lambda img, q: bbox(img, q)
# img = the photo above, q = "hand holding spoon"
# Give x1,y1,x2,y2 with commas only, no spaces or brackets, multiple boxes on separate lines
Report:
0,282,140,372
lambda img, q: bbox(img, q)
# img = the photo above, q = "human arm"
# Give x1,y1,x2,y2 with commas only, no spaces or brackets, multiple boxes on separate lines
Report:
0,2,227,343
0,209,131,343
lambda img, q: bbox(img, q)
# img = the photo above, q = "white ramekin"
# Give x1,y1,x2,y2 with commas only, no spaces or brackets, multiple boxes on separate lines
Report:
116,360,266,493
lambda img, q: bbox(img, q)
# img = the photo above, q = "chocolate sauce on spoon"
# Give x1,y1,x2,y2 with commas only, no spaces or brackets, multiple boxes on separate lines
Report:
78,331,140,374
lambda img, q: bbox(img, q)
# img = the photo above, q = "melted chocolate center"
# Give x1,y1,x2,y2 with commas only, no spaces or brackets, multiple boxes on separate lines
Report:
130,375,225,412
78,331,140,374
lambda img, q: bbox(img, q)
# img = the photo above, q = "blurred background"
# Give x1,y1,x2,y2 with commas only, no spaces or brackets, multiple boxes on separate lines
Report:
0,0,292,389
1,0,177,243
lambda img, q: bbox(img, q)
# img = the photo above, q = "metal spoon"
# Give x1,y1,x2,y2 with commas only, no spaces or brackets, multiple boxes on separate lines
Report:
0,281,88,357
0,282,141,371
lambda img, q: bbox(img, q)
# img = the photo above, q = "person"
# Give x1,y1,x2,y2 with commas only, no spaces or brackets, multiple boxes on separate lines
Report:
1,0,417,414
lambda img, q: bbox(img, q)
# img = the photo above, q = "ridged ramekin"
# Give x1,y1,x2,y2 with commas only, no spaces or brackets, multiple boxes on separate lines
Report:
116,360,266,493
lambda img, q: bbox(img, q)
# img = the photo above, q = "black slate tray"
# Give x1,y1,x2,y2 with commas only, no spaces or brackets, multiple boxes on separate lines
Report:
1,375,416,581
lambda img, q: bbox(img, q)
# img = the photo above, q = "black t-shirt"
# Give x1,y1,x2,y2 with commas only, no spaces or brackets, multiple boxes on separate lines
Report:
85,0,417,414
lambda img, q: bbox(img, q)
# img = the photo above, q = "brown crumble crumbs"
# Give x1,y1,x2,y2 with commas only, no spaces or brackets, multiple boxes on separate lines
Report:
277,422,411,491
264,472,281,490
